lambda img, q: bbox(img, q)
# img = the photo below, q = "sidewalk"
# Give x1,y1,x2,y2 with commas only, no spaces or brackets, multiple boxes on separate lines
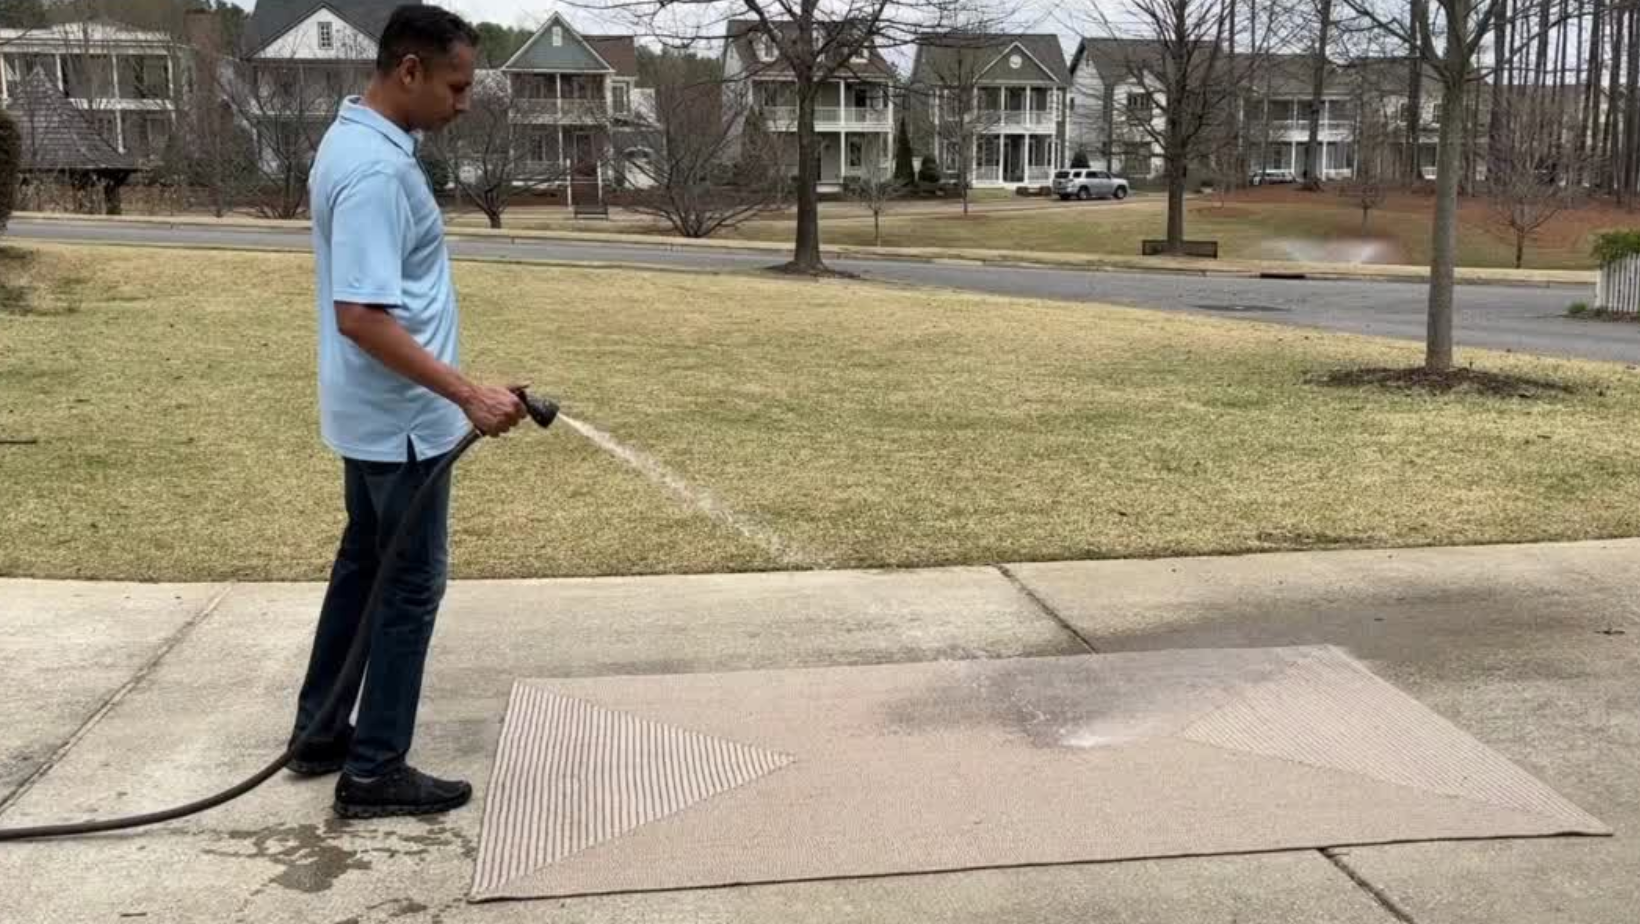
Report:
2,539,1634,923
14,210,1597,288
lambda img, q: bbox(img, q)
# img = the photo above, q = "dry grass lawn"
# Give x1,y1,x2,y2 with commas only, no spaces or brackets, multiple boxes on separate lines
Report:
2,241,1638,582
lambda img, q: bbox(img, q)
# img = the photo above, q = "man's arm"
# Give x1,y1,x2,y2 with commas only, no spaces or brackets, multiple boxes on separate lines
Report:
336,302,524,436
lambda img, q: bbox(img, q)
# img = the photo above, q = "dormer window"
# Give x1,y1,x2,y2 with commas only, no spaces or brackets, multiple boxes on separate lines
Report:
851,43,868,63
755,34,776,63
552,26,563,47
317,21,334,50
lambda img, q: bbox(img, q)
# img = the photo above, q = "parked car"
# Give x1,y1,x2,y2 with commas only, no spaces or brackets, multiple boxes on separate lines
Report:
1053,169,1130,201
1249,168,1297,186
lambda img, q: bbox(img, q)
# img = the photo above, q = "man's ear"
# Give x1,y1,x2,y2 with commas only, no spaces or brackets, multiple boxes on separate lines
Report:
398,53,424,88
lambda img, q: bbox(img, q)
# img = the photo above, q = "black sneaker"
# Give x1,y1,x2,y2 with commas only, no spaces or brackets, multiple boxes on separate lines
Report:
285,724,355,777
333,765,473,819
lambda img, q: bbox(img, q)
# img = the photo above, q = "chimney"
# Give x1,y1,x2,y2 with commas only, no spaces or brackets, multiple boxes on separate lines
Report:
184,9,223,55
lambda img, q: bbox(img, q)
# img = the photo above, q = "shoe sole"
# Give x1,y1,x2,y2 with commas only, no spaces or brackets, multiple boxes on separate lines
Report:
332,794,471,819
286,759,345,777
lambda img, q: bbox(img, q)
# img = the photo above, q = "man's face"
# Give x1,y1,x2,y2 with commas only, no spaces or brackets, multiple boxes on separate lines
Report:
397,41,475,132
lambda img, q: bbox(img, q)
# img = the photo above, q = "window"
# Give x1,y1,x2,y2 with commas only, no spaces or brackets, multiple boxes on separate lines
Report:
318,21,334,50
851,43,869,63
552,26,563,47
123,56,170,100
4,54,58,87
1125,92,1152,117
754,34,776,63
848,137,864,168
612,83,630,114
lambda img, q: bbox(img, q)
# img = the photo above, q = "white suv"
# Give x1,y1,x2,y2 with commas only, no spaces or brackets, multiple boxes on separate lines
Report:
1053,169,1131,201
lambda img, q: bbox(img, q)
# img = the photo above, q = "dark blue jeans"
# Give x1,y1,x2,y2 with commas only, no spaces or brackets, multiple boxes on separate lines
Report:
294,441,451,778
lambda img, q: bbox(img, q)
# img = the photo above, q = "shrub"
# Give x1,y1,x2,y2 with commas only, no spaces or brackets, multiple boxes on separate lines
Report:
1591,230,1640,266
917,155,940,185
1071,150,1091,169
1568,302,1590,316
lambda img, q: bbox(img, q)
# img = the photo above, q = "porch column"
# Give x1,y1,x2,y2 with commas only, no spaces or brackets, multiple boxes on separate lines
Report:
556,73,562,120
111,54,125,153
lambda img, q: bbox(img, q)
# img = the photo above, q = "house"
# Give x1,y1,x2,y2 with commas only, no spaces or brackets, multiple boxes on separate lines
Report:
0,21,183,167
723,19,897,191
1067,38,1167,178
1241,54,1359,181
908,34,1070,188
237,0,408,169
498,12,652,186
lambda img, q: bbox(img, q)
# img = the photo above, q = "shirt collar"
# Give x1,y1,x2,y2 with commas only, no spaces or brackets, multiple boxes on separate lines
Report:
338,97,417,155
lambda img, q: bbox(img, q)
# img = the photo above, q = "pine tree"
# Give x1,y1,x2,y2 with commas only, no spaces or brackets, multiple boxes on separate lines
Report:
0,110,19,236
893,117,916,186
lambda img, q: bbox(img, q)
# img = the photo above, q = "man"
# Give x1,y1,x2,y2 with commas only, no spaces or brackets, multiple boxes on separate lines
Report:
288,4,526,819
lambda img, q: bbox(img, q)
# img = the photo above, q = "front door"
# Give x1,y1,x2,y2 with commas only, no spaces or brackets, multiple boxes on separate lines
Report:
1004,136,1025,184
571,132,599,177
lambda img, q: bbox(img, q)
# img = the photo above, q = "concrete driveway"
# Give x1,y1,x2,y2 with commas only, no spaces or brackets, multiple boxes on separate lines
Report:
2,539,1634,923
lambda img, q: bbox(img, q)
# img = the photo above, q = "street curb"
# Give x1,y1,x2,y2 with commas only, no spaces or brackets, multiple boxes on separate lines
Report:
12,211,1598,289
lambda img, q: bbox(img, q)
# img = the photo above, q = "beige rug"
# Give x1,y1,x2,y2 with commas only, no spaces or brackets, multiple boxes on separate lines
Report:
470,646,1608,901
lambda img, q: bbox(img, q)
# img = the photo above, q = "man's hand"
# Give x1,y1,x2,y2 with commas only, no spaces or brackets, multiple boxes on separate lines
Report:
458,384,527,437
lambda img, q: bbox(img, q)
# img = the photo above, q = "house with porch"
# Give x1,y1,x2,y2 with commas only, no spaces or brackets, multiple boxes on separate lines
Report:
498,12,650,192
1067,37,1168,179
722,19,897,191
238,0,407,173
0,21,183,168
908,34,1069,188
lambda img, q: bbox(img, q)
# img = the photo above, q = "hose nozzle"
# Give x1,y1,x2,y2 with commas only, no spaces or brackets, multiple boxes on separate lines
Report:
514,388,559,429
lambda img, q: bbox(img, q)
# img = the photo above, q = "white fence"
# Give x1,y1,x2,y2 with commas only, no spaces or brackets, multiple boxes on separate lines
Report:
1596,255,1640,315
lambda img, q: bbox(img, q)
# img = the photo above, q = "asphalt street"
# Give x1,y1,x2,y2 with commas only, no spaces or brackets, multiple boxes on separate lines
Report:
12,218,1635,364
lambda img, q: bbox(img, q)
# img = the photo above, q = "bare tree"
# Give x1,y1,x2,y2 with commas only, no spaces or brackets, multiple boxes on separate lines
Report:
848,159,900,243
430,71,577,229
1303,0,1335,189
216,32,375,219
1489,91,1586,266
621,55,786,237
608,0,1000,275
905,31,1009,215
1338,0,1511,372
1086,0,1296,253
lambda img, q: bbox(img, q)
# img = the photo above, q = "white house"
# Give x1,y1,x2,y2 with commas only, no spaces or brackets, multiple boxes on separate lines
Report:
908,34,1070,187
237,0,403,169
1067,38,1166,178
0,21,183,166
723,19,897,191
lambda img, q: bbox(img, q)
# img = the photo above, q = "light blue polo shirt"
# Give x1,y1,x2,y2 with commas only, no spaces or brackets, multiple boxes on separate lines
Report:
310,97,466,463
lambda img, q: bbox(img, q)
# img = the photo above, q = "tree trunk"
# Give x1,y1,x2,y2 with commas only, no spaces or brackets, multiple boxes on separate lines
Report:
1303,0,1332,190
1579,0,1603,184
1625,8,1640,204
488,209,502,229
1515,229,1526,268
1166,156,1186,250
1426,70,1467,372
874,209,881,246
790,86,824,272
1605,5,1624,192
1406,56,1424,182
1487,0,1508,181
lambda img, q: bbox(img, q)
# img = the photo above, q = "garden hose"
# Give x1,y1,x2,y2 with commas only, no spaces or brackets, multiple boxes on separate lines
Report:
0,391,560,842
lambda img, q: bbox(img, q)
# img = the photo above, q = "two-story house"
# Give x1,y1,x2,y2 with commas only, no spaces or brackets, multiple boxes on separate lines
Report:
1242,54,1359,181
909,34,1070,188
238,0,405,171
1067,38,1167,179
499,12,648,182
723,19,897,191
0,21,183,167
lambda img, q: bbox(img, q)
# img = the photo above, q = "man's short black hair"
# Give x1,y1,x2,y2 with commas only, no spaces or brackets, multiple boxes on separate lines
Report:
376,4,479,75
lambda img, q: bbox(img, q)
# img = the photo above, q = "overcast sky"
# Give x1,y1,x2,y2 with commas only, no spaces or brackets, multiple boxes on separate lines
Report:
222,0,1086,52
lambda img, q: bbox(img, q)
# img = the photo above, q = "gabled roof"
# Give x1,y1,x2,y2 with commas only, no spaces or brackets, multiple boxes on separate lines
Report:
724,19,899,81
242,0,415,57
912,34,1070,86
1071,38,1170,86
503,12,612,73
5,67,136,172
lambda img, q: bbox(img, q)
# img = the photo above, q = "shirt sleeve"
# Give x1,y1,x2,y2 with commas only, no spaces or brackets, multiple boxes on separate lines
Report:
329,167,412,308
